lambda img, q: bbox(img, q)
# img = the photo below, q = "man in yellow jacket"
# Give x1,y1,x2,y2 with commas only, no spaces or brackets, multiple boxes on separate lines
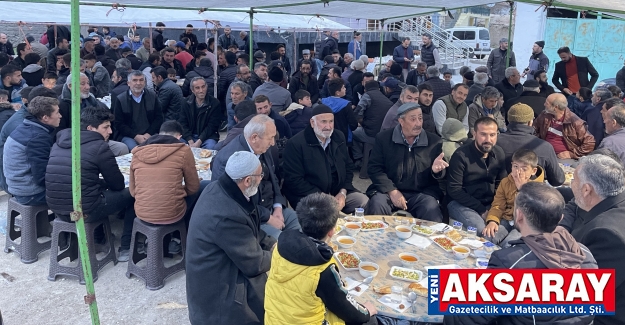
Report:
483,148,545,247
265,192,378,325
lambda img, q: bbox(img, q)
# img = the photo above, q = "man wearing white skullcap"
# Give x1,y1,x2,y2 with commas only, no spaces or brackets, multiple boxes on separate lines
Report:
186,150,276,325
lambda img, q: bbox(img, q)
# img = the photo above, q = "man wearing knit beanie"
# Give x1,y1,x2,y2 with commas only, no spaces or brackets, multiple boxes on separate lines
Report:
281,104,369,213
497,103,565,186
252,65,293,113
523,40,549,81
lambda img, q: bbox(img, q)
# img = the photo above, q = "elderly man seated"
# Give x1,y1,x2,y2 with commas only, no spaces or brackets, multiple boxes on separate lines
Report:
560,154,625,325
186,151,276,325
534,93,595,159
366,103,448,221
212,115,301,239
282,105,368,213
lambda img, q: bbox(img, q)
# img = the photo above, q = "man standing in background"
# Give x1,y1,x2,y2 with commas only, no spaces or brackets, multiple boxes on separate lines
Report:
487,38,516,84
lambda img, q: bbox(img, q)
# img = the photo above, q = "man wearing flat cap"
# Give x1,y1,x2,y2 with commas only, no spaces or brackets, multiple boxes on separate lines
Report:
187,151,276,325
282,104,368,213
487,37,516,84
366,102,449,221
502,79,547,119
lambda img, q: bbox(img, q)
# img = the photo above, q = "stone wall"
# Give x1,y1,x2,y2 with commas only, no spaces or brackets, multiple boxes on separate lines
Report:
0,22,48,45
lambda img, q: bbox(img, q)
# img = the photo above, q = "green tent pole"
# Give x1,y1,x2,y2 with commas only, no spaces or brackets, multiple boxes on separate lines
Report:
379,19,385,66
70,0,100,323
249,8,254,68
506,1,514,68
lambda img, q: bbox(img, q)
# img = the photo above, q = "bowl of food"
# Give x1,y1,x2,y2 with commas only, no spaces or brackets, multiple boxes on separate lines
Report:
359,262,379,278
337,236,356,249
395,225,412,239
398,252,419,268
344,222,362,236
451,245,470,260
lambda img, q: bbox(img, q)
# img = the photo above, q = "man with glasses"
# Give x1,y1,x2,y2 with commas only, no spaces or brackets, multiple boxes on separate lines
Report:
211,114,301,239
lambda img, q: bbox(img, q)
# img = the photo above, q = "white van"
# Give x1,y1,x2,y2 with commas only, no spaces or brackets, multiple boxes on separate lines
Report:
444,27,491,58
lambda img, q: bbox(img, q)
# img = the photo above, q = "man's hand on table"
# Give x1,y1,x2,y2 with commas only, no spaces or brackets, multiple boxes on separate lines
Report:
389,189,407,210
482,221,498,238
557,151,572,159
335,190,347,211
363,302,378,316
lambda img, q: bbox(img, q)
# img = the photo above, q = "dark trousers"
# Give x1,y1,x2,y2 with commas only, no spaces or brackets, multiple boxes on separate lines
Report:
366,191,443,222
56,188,136,250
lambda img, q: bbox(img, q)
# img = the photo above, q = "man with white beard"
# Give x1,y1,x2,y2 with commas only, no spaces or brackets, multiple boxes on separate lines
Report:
282,104,368,213
186,151,277,325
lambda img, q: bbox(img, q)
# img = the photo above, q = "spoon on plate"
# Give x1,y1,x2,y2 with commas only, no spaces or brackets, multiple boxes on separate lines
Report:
408,292,417,313
355,276,374,292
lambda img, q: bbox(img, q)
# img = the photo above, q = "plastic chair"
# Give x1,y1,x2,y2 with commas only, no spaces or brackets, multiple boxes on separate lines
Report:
3,198,51,264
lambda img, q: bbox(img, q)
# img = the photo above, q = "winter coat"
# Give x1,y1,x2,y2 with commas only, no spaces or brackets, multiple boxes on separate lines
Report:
0,79,27,106
527,51,549,81
182,66,215,97
381,100,436,135
0,41,14,56
179,94,221,143
0,106,28,192
96,55,116,77
214,114,254,151
22,64,44,87
356,83,393,138
464,84,484,106
105,48,122,61
217,34,238,50
432,94,469,135
249,72,264,93
447,141,508,215
161,58,186,79
347,70,364,90
280,103,312,135
282,125,357,209
598,127,625,166
318,63,337,90
265,230,371,325
552,56,599,93
321,96,357,143
225,78,253,107
405,69,427,87
423,76,452,104
367,125,444,199
111,89,164,140
91,61,112,98
467,95,506,132
175,51,194,71
253,81,293,113
560,191,625,325
534,108,595,159
568,96,593,117
4,116,55,197
288,71,319,104
580,102,604,147
56,94,107,136
152,30,165,52
110,80,129,100
321,79,352,102
444,227,596,325
179,32,199,53
503,90,547,119
239,35,259,55
0,103,15,132
487,48,516,84
155,78,183,121
268,109,293,139
186,173,276,325
497,123,565,186
495,78,523,104
130,135,199,224
45,129,124,216
217,64,237,100
125,54,143,70
392,45,413,70
487,166,545,223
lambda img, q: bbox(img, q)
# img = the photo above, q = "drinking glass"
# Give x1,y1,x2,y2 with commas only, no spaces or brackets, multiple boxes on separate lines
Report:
391,285,403,304
467,226,477,239
453,221,463,232
354,208,364,219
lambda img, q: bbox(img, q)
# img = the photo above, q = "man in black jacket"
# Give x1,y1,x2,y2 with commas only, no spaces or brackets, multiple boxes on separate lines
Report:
161,47,185,79
353,80,393,164
495,67,523,104
112,71,163,151
423,66,452,104
445,182,597,325
560,154,625,325
534,70,555,98
211,114,301,239
46,37,69,73
152,22,166,52
110,68,129,99
366,103,448,221
405,62,427,87
180,24,199,54
552,46,599,95
289,60,319,104
179,77,221,149
282,105,368,213
46,106,136,261
502,79,546,118
120,47,142,70
447,117,507,234
151,66,183,121
217,51,238,104
497,103,564,186
250,62,266,93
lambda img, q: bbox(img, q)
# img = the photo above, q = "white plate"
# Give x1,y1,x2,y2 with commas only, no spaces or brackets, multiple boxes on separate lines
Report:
334,251,361,271
429,235,459,252
360,221,388,232
389,266,424,283
411,224,436,236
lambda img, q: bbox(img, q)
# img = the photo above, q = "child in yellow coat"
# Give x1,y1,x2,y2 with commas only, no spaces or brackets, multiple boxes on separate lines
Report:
483,149,544,247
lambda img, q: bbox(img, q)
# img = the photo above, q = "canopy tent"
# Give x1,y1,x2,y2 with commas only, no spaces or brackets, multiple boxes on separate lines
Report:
0,2,350,30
